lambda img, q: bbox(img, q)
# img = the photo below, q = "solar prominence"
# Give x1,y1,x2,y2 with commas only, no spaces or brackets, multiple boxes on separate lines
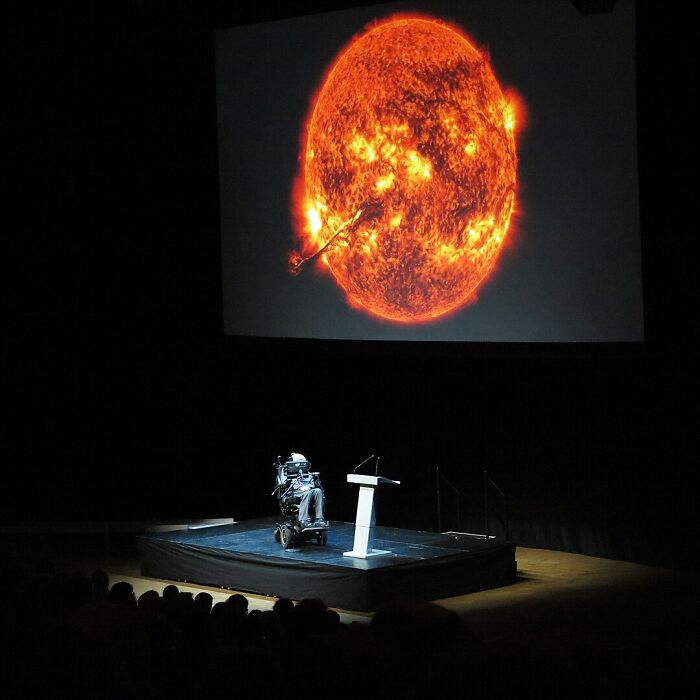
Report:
290,16,521,324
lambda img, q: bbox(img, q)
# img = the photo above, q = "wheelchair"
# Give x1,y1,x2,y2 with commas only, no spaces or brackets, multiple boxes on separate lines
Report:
272,454,329,549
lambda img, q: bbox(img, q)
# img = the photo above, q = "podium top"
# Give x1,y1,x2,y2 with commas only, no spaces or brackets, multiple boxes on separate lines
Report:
347,474,401,486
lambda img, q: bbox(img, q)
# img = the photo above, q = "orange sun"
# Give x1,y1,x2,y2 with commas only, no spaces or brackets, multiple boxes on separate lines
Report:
290,15,521,324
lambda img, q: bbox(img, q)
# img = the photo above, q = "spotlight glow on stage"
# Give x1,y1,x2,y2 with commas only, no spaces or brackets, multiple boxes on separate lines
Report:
290,16,524,324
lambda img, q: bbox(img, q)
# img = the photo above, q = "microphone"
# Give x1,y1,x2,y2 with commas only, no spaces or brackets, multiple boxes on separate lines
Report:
353,454,375,473
375,456,380,475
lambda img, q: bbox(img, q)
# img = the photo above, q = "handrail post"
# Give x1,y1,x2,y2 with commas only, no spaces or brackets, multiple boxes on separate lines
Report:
484,470,489,541
436,467,442,533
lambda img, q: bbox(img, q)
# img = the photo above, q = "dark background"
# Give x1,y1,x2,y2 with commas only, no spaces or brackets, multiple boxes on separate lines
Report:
6,1,695,571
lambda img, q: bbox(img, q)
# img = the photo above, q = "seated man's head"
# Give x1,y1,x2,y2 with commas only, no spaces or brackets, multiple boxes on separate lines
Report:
288,452,310,473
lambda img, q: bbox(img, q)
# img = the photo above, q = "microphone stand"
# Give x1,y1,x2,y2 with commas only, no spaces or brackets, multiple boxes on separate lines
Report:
436,467,461,533
353,454,375,474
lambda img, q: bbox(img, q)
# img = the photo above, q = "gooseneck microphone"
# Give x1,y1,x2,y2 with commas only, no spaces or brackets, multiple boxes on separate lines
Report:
353,454,375,473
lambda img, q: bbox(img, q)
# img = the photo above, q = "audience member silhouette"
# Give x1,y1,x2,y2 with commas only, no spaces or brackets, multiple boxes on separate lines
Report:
108,579,137,607
272,596,294,630
195,590,213,614
137,588,161,612
226,592,248,616
162,583,180,601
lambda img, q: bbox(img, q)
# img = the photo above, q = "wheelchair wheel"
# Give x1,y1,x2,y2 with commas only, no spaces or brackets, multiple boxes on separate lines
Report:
280,524,295,549
316,530,328,546
274,527,281,542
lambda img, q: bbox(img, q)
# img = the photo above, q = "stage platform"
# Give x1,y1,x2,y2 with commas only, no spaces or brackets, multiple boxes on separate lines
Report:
138,517,517,611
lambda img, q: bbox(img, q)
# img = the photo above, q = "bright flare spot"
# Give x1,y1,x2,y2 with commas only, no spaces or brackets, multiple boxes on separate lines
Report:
375,173,395,192
306,204,322,237
406,150,431,180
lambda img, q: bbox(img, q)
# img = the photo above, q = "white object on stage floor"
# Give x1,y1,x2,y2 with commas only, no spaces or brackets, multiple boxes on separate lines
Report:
343,473,401,559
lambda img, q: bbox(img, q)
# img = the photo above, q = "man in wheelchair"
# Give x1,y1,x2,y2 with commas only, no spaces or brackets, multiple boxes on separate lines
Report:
273,452,328,548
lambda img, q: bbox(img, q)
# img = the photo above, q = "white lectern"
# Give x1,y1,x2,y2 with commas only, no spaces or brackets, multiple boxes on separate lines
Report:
343,474,400,559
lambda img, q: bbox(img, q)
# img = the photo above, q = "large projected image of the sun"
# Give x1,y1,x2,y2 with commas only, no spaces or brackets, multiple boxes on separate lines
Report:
290,15,523,325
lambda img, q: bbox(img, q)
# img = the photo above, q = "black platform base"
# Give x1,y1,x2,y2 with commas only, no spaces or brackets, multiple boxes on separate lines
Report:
138,517,517,611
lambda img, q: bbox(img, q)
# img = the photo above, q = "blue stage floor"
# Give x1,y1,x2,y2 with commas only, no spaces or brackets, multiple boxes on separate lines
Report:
138,517,516,611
